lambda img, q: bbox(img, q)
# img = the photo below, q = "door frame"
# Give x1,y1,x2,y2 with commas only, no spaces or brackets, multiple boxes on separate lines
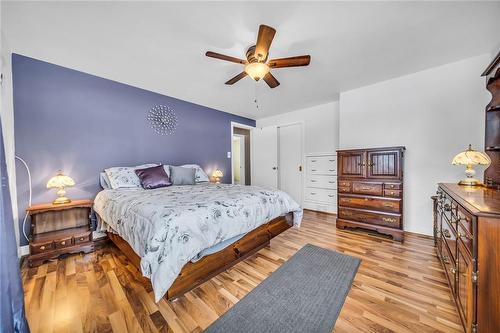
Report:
277,121,305,205
230,122,254,185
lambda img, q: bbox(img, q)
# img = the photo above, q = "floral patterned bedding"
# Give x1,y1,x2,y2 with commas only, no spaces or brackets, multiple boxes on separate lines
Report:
93,183,302,301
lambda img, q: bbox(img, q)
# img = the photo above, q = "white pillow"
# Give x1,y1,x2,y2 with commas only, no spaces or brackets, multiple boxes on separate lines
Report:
180,164,210,182
104,164,157,189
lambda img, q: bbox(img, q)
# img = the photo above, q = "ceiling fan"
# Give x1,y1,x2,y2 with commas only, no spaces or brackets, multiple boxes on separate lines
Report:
206,24,311,88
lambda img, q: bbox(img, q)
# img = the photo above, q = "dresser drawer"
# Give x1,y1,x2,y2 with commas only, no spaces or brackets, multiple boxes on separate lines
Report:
456,206,474,237
441,217,457,262
74,232,91,244
55,236,73,249
338,207,401,229
384,189,402,198
338,195,401,213
306,175,336,189
338,186,351,194
384,183,402,190
440,235,457,294
352,182,383,196
338,180,351,188
30,241,54,255
305,188,337,204
307,156,336,175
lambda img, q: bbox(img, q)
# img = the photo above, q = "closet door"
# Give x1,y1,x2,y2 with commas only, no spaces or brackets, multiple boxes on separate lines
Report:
338,151,366,178
252,126,278,188
278,123,303,204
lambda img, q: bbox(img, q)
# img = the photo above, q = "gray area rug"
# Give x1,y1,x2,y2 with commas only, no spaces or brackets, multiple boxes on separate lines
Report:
204,244,361,333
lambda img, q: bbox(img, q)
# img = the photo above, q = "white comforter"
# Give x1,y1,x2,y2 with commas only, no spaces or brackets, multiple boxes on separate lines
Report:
93,183,302,301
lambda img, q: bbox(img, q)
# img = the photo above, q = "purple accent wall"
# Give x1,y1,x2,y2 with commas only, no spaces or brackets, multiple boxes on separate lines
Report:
12,54,255,246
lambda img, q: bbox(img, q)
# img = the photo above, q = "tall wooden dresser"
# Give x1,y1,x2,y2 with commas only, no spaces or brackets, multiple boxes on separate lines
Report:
434,184,500,333
336,146,405,241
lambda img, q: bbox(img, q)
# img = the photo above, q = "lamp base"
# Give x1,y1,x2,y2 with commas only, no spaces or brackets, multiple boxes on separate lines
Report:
53,196,71,205
458,178,484,187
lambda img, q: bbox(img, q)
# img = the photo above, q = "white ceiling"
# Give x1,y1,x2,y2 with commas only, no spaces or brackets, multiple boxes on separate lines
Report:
2,1,499,119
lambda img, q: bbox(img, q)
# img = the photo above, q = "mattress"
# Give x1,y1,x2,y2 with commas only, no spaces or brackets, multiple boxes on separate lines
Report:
93,183,302,301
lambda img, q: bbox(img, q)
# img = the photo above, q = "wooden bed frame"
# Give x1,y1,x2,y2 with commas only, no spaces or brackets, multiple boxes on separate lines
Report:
107,213,293,300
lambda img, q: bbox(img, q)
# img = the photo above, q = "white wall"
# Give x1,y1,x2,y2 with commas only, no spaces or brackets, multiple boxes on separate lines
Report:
257,101,339,155
339,54,491,235
1,1,20,248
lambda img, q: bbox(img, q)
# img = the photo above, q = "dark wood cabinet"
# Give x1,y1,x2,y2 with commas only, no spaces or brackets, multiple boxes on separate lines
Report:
483,51,500,188
336,146,405,241
434,183,500,333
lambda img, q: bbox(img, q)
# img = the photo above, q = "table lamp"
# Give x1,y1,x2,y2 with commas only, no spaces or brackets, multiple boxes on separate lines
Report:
452,144,491,186
212,169,223,184
46,171,75,204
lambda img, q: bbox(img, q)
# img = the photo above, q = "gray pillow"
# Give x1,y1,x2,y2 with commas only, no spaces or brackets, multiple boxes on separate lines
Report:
169,165,196,185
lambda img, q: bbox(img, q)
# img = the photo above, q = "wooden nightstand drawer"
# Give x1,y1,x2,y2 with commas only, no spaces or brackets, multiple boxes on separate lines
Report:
55,236,73,249
30,241,54,254
74,233,91,244
27,199,94,267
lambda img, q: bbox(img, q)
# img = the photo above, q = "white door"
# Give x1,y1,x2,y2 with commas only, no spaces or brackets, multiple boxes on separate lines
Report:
232,135,246,185
278,123,303,204
252,126,278,188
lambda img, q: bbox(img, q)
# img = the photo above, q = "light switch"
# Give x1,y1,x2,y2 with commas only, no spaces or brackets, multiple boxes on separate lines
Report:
227,152,231,158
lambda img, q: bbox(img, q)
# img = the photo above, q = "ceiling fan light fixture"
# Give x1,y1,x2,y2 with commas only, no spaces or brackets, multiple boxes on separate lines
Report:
244,62,270,81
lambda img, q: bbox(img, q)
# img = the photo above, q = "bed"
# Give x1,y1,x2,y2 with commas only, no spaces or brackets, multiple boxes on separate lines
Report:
93,182,302,302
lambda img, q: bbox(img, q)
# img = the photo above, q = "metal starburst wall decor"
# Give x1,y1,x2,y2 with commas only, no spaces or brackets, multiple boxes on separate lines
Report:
147,105,177,135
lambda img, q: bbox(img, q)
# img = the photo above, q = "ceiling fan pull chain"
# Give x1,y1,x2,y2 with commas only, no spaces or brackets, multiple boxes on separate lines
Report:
254,82,260,111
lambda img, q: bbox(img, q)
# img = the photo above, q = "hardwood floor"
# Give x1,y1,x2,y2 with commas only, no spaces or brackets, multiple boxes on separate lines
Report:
21,210,463,333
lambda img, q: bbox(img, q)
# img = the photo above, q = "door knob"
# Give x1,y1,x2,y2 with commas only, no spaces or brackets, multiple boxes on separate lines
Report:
272,167,277,170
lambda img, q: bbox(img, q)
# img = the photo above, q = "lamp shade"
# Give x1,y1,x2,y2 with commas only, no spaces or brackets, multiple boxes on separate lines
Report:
46,172,75,189
244,62,270,81
212,169,224,178
452,144,491,166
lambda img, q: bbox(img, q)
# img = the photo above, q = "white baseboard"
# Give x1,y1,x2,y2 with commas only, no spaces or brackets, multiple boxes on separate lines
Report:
18,245,29,258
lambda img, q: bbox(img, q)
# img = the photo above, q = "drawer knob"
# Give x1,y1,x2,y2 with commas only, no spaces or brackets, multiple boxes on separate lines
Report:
61,241,66,245
450,267,456,275
329,169,335,172
383,203,393,207
361,187,371,190
382,217,396,223
390,192,395,195
80,237,85,241
310,180,317,182
328,195,334,197
310,193,316,195
311,169,317,172
40,245,45,250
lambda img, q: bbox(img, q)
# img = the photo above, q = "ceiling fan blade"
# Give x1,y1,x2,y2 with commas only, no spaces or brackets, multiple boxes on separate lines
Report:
254,25,276,61
225,72,248,85
206,51,246,64
263,72,280,88
268,55,311,68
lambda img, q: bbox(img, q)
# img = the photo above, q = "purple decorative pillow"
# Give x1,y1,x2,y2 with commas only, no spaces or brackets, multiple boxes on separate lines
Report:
135,165,172,189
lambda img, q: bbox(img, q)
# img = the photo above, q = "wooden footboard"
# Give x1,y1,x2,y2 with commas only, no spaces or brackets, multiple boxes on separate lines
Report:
107,213,294,300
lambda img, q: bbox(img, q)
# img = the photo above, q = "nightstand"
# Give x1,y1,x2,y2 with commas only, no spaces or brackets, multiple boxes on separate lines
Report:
27,199,94,267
